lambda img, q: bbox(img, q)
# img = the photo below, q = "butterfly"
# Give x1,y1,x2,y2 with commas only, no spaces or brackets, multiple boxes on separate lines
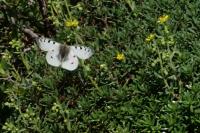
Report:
36,37,93,71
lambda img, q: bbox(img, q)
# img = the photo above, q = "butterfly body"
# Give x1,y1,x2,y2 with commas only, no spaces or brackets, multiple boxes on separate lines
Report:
58,45,70,62
36,37,93,71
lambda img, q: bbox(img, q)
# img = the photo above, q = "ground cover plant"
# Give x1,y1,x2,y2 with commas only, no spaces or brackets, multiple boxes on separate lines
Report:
0,0,200,132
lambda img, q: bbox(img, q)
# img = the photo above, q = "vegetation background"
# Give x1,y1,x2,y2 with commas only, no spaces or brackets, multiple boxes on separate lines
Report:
0,0,200,132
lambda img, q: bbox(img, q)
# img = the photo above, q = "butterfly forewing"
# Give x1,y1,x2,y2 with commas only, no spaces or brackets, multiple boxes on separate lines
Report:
70,46,93,59
37,37,60,51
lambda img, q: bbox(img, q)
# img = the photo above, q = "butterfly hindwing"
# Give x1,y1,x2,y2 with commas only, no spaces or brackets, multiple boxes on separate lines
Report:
70,46,93,59
37,37,60,51
61,48,79,71
45,45,61,67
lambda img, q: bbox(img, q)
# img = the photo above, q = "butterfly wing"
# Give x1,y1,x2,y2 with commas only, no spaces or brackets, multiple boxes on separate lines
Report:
70,46,93,60
36,37,60,51
36,37,91,70
61,48,79,71
45,44,61,67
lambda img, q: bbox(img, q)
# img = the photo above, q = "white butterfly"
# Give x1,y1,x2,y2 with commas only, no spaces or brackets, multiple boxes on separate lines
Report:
36,37,93,71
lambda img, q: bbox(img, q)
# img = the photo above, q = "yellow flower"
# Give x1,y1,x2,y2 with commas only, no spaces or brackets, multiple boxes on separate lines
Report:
157,15,169,24
116,52,125,61
145,33,155,42
65,19,79,27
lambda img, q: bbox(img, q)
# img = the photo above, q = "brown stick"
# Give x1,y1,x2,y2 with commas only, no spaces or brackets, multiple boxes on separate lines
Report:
22,28,39,39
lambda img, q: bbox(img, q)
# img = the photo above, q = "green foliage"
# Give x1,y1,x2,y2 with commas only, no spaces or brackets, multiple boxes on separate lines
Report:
1,0,200,132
